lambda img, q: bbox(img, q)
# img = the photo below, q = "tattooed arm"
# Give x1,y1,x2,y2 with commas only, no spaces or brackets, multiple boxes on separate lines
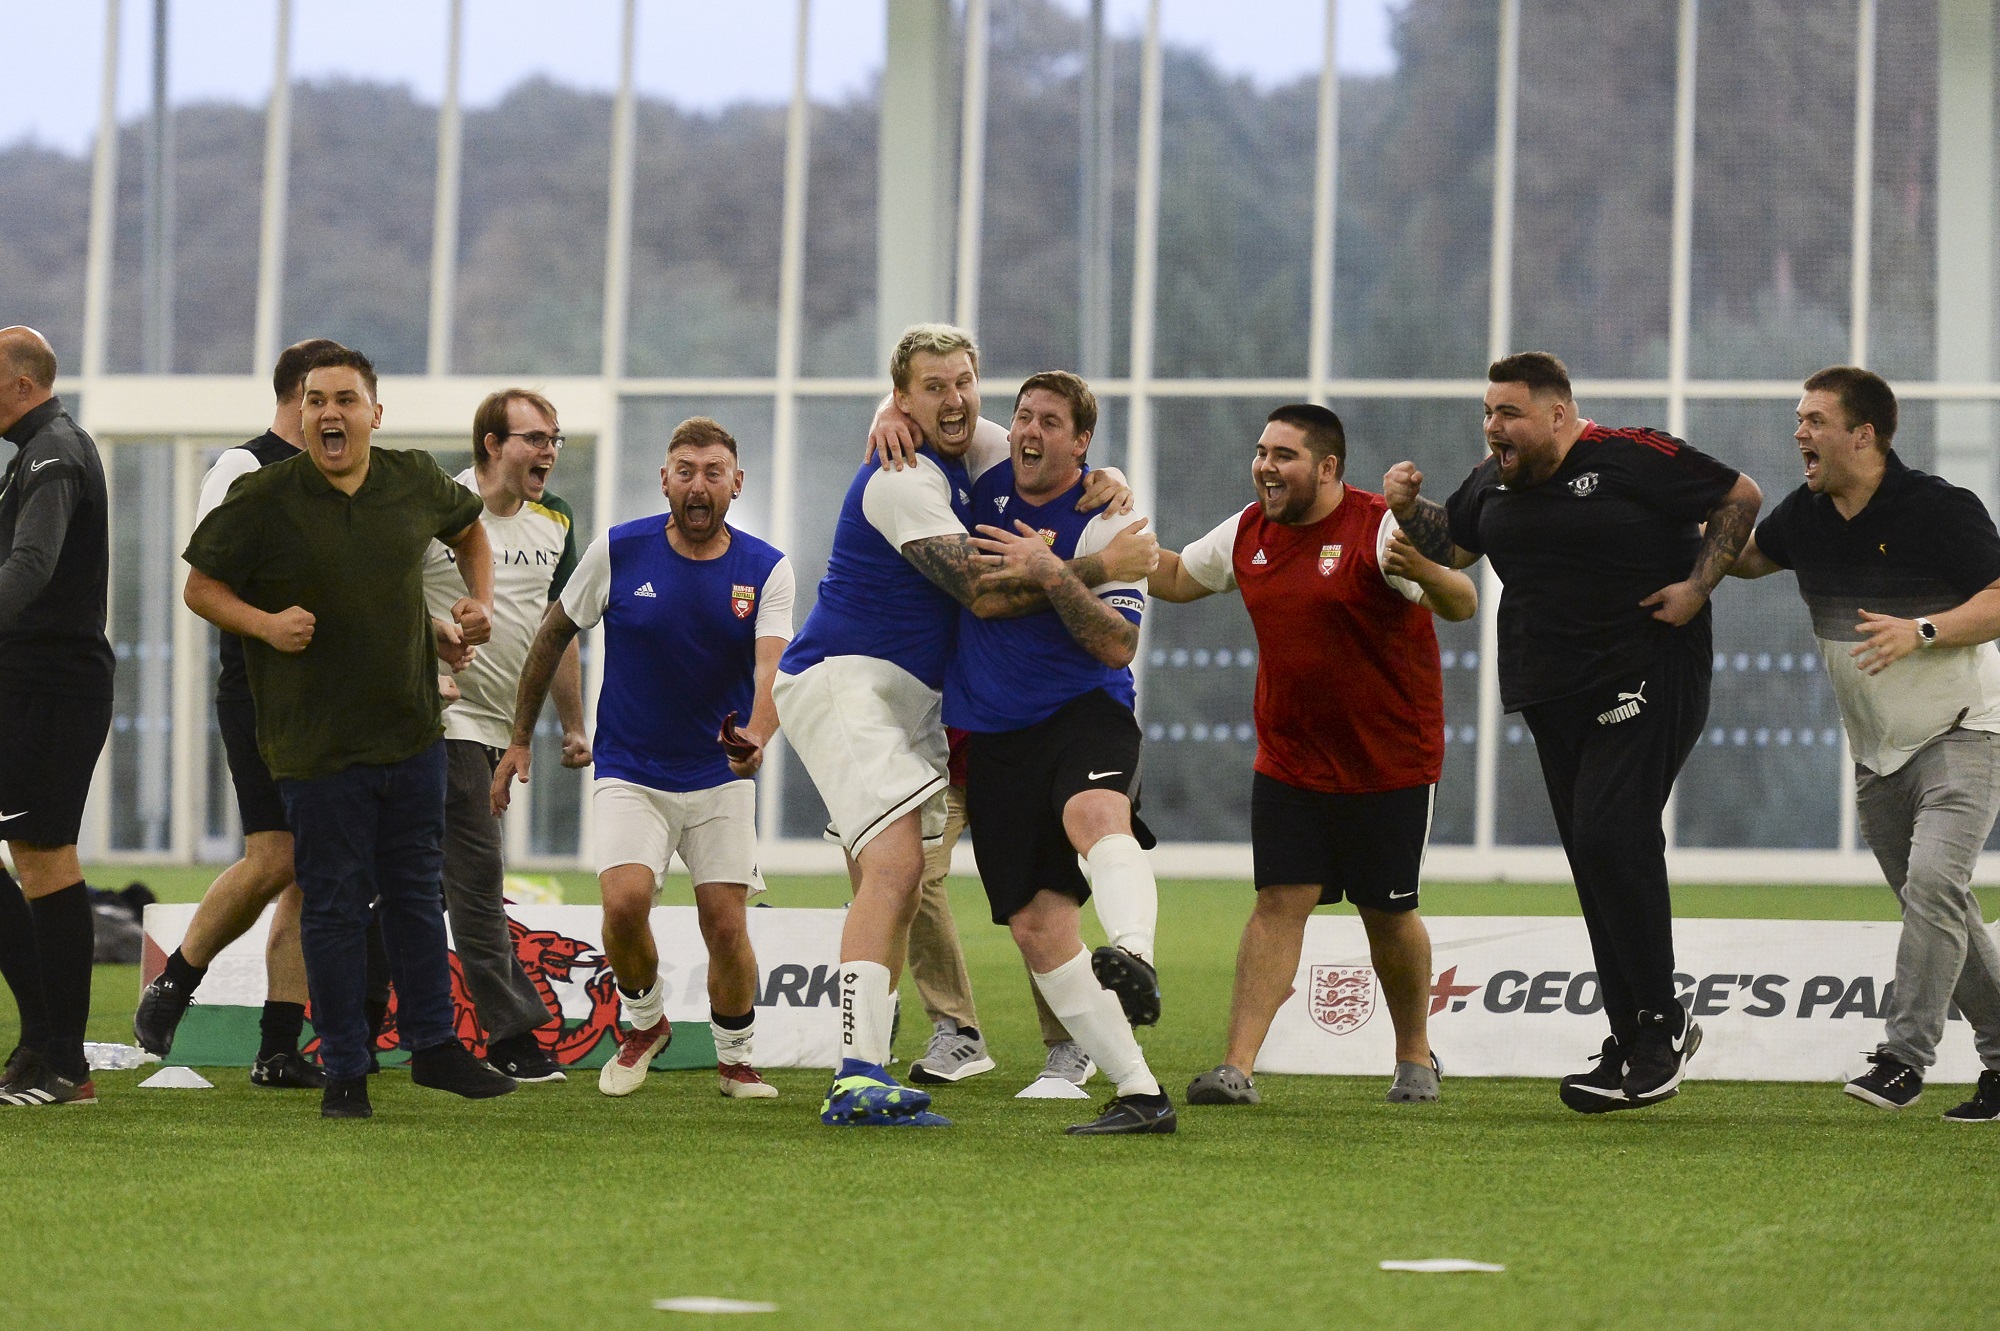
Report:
969,521,1138,668
1640,473,1764,626
1382,461,1481,569
491,600,583,814
907,517,1158,619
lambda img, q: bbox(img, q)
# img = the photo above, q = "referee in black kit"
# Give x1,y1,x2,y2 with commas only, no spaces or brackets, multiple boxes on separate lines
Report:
1385,351,1762,1113
0,327,115,1108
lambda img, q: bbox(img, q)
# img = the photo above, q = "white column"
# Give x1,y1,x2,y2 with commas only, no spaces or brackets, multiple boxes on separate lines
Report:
1124,0,1164,707
953,0,991,332
1841,0,1878,858
251,0,294,374
1473,0,1521,854
1306,0,1340,404
1936,0,1997,512
878,0,956,357
763,0,814,847
426,0,466,378
170,439,206,862
1661,0,1698,851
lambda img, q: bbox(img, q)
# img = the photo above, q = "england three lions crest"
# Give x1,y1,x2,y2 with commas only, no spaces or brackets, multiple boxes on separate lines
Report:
731,584,756,620
1308,965,1376,1035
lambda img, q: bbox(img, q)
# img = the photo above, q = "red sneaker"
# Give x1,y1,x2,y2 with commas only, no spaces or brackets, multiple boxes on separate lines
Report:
597,1020,671,1097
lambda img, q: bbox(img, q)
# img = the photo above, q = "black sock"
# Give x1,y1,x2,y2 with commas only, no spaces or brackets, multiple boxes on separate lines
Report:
958,1025,981,1043
258,1000,306,1059
0,867,51,1053
164,947,206,991
364,998,390,1042
711,1007,753,1031
27,883,92,1080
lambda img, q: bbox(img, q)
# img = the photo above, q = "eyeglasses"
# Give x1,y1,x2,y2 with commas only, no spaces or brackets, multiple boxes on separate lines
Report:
502,431,565,452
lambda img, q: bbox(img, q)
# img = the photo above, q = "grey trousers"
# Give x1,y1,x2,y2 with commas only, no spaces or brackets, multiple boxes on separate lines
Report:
442,738,557,1044
1855,728,2000,1072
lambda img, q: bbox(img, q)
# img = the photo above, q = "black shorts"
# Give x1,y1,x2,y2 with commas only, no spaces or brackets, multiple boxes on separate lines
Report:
0,689,111,847
217,694,289,836
964,689,1152,926
1250,772,1433,912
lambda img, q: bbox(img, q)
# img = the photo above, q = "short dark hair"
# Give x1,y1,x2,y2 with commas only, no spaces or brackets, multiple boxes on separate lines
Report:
668,416,738,458
1803,365,1898,448
472,388,559,467
272,338,349,403
1,329,58,389
1014,370,1097,439
1488,351,1573,400
1266,403,1346,476
302,346,378,401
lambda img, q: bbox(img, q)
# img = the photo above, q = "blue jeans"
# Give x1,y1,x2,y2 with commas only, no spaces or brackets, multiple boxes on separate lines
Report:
279,742,455,1081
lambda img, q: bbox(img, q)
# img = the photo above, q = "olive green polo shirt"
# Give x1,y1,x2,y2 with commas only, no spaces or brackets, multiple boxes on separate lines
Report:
183,447,486,782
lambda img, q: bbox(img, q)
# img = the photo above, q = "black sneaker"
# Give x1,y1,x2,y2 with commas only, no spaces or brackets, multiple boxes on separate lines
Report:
1622,1008,1701,1106
321,1076,372,1119
1091,946,1162,1027
0,1044,41,1096
250,1050,327,1089
484,1036,567,1084
133,972,198,1056
0,1065,97,1106
1560,1036,1631,1113
1942,1069,2000,1123
1064,1091,1177,1135
1844,1049,1923,1110
410,1039,518,1099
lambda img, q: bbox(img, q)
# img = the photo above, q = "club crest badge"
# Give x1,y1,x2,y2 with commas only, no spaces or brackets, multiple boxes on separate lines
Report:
1318,543,1342,576
1038,528,1058,546
731,584,756,620
1569,471,1600,497
1307,965,1376,1036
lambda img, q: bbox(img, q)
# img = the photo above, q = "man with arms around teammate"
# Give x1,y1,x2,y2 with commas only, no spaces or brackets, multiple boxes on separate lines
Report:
1729,366,2000,1121
421,389,591,1084
1387,352,1761,1112
949,370,1174,1133
183,348,516,1118
496,416,791,1100
1149,404,1476,1107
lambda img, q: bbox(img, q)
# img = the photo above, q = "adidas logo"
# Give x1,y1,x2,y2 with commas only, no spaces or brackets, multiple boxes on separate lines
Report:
1251,549,1268,566
995,495,1010,513
634,581,657,598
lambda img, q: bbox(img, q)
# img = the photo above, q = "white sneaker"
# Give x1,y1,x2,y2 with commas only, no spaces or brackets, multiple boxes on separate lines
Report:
1018,1040,1094,1093
717,1062,780,1099
597,1019,671,1097
909,1020,997,1084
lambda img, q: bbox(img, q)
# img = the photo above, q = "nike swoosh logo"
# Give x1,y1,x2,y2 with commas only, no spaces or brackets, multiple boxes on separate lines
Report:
0,811,25,821
1388,889,1416,899
28,459,54,472
1086,770,1123,780
1568,1082,1626,1099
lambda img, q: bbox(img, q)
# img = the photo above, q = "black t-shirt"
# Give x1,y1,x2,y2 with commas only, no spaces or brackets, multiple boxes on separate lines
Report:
1445,422,1739,711
0,397,114,698
211,432,305,703
1753,452,2000,615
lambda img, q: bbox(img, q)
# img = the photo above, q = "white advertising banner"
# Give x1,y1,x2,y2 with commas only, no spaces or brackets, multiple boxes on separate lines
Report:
140,903,846,1069
1258,915,1990,1083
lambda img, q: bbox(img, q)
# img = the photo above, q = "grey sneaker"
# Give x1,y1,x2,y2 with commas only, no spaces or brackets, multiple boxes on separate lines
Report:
1186,1063,1259,1105
1386,1052,1441,1103
1037,1040,1096,1087
908,1020,996,1084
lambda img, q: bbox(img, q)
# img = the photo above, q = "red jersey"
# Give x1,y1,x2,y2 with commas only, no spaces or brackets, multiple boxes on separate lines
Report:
1179,487,1444,794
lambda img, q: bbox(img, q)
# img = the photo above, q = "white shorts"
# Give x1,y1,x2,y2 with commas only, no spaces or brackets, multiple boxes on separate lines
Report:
592,778,765,896
773,655,949,856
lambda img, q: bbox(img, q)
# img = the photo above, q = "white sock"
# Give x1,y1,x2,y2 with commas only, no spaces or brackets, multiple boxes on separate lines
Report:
621,977,665,1030
1085,833,1157,962
1032,948,1159,1097
841,960,893,1067
711,1015,754,1066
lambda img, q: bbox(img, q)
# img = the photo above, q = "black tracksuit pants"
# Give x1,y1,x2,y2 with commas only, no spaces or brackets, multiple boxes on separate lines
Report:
1521,636,1709,1045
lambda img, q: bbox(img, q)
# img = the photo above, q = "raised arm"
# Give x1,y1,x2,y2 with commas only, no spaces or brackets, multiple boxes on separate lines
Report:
1383,461,1481,569
1641,472,1763,626
1147,548,1218,604
1381,529,1479,622
491,600,582,814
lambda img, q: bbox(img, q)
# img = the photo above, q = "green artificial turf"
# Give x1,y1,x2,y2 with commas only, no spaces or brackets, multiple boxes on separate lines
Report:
1,870,1985,1330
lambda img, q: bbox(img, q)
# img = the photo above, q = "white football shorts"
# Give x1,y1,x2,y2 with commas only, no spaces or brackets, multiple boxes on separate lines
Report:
772,654,949,857
592,777,765,895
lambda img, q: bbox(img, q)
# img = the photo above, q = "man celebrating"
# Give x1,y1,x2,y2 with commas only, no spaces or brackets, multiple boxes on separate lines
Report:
1149,404,1476,1108
183,347,517,1119
495,416,792,1101
1387,352,1761,1112
1730,366,2000,1122
134,338,349,1088
421,389,588,1084
0,327,113,1108
948,371,1172,1135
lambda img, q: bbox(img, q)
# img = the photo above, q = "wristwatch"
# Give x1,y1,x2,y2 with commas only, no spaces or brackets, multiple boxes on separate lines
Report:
1915,617,1939,648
